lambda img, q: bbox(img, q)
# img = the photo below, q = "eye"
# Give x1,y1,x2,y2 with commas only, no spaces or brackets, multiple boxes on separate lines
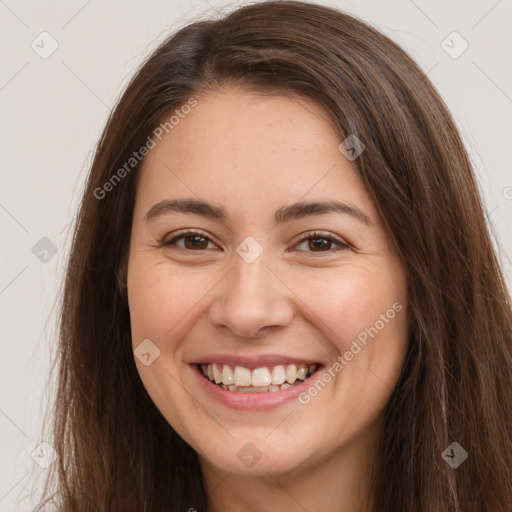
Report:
161,229,218,251
293,230,350,253
161,229,350,253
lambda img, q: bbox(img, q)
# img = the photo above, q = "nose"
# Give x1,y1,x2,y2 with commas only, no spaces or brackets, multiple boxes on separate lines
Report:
208,249,294,338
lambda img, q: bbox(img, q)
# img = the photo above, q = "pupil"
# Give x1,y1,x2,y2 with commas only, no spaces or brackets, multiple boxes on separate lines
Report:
185,236,207,250
309,238,330,251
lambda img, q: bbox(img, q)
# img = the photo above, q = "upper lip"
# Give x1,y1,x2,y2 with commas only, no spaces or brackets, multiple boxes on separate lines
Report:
191,354,322,369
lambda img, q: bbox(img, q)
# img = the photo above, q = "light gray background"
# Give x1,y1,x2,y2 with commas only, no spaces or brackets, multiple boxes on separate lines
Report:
1,0,511,510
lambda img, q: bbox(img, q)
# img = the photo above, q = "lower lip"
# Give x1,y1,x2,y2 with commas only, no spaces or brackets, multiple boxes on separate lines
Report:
191,364,322,410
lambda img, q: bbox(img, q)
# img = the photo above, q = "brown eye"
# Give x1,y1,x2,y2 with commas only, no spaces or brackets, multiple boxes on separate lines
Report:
307,237,334,251
162,230,217,251
294,231,349,253
182,235,209,250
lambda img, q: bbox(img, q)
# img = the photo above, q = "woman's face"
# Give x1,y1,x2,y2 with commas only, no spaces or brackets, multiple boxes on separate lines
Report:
127,88,409,478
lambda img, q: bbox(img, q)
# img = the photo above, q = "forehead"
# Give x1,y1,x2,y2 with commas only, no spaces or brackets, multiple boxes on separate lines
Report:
135,88,377,224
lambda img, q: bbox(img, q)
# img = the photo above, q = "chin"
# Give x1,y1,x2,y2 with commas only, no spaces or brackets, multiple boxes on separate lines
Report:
199,444,310,477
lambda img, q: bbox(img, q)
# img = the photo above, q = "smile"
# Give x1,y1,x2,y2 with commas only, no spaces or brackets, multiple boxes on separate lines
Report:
199,363,317,392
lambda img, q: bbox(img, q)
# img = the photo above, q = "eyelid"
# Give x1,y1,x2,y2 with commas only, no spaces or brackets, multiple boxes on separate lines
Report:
291,230,350,251
161,228,216,247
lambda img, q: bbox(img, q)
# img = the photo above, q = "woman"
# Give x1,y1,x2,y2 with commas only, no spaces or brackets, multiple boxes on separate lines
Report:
38,1,512,510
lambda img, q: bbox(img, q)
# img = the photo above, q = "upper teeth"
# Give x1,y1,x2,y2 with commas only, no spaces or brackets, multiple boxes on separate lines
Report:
200,363,316,387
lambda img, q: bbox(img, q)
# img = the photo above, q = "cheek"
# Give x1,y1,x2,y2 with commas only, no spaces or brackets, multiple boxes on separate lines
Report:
127,259,202,343
128,260,180,348
301,268,408,430
295,262,408,400
337,276,407,395
128,273,170,342
296,263,406,347
126,259,205,434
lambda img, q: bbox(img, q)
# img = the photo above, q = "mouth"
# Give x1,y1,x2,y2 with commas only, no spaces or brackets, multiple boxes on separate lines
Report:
198,362,319,393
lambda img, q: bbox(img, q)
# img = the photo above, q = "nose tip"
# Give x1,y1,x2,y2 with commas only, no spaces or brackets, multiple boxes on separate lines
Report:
208,256,294,338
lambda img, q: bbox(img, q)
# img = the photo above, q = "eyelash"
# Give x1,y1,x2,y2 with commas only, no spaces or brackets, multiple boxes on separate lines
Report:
161,229,350,254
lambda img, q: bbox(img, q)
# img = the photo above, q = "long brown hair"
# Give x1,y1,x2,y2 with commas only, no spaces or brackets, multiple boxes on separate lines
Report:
37,1,512,510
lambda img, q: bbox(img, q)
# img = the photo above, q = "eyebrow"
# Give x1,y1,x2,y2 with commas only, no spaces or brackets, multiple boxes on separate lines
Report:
144,198,373,226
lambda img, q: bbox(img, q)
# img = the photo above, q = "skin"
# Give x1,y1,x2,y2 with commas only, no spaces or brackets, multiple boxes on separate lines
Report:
127,87,409,512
